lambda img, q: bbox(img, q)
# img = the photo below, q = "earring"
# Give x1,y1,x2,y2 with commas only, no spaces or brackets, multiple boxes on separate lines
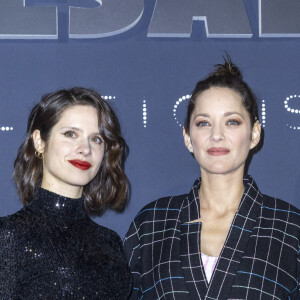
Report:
189,146,193,152
35,151,44,159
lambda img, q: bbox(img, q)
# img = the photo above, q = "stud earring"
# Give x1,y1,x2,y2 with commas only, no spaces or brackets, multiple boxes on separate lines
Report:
35,151,44,159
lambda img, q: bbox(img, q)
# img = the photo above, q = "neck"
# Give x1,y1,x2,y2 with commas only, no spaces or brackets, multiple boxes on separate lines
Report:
41,180,83,199
199,171,245,213
30,188,85,219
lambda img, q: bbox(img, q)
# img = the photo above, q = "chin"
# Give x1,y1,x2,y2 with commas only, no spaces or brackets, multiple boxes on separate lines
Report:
203,164,229,172
67,177,94,188
203,166,238,176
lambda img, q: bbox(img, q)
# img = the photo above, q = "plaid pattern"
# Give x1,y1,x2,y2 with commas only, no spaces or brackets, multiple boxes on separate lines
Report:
124,176,300,299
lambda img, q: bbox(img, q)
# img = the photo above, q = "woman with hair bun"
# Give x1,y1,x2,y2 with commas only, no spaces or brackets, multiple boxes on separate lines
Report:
0,87,132,299
124,57,300,299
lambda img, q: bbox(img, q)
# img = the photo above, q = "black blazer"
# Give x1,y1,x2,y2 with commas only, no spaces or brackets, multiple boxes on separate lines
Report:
124,176,300,299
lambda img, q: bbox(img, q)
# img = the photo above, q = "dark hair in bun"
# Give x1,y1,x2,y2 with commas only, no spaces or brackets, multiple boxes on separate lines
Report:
184,55,259,133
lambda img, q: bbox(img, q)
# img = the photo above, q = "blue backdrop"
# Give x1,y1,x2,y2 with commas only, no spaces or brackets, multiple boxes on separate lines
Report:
0,0,299,238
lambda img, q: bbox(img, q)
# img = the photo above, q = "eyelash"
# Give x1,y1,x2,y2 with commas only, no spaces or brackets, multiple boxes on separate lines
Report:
195,119,241,127
196,121,210,127
90,136,103,144
64,131,77,138
63,131,103,144
227,119,241,126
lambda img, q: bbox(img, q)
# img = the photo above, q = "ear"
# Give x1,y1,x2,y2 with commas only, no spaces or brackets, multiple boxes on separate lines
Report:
250,121,261,150
183,128,193,153
32,130,45,153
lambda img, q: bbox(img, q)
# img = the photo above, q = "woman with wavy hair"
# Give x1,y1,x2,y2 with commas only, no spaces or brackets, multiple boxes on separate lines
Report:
124,57,300,299
0,87,131,299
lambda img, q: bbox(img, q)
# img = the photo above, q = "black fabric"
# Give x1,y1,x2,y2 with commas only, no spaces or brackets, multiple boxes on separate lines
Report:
0,188,132,299
124,175,300,299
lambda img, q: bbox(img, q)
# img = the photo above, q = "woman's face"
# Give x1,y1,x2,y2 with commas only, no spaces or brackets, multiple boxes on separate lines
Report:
33,105,105,198
183,87,261,177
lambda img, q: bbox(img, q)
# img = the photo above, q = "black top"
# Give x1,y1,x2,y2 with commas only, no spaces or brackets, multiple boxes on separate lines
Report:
0,188,132,299
124,175,300,299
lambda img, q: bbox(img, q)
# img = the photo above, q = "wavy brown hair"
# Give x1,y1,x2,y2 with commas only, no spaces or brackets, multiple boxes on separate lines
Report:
13,87,129,215
184,55,259,133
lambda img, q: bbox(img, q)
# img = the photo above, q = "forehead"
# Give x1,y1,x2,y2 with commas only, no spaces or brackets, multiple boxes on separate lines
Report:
194,87,246,114
56,105,98,125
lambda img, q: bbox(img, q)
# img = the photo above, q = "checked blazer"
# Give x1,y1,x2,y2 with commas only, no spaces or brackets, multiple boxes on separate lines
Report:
124,175,300,299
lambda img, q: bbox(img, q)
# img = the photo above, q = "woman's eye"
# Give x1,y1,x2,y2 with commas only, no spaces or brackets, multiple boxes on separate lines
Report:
91,136,103,144
227,119,240,126
196,121,210,127
64,131,77,138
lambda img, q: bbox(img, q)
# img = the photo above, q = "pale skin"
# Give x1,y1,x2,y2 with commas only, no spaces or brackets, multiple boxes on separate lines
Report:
32,105,105,199
183,87,261,257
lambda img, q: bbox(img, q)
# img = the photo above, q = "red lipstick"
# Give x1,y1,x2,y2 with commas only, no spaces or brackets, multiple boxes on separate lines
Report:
207,147,230,156
68,159,92,170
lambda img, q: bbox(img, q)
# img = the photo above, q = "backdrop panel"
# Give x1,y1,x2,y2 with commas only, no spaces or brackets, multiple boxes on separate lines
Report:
0,0,299,237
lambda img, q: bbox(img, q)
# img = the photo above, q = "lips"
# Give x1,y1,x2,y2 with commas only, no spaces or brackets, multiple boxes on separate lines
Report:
207,147,230,156
68,159,92,170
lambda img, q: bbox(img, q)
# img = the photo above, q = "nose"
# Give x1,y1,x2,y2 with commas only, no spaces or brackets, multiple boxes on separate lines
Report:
77,139,92,156
210,124,225,142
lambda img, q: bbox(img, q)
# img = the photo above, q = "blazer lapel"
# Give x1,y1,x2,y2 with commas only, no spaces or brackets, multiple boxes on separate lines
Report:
179,179,209,299
205,176,263,299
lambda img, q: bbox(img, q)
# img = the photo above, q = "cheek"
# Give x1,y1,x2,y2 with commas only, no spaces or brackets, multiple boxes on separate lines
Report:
48,142,72,163
93,147,105,165
190,130,207,146
234,132,252,151
193,139,208,154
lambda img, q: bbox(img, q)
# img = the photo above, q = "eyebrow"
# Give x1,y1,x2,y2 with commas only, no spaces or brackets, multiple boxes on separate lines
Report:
60,127,101,135
193,113,210,120
193,111,245,120
224,112,245,119
61,126,81,131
